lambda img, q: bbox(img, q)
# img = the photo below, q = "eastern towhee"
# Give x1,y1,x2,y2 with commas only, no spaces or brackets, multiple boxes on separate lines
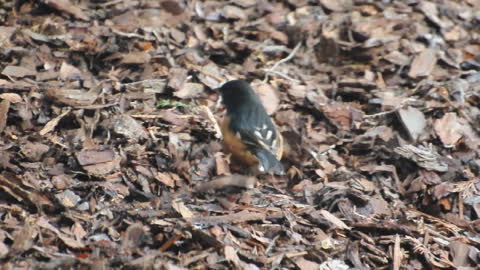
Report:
217,80,284,175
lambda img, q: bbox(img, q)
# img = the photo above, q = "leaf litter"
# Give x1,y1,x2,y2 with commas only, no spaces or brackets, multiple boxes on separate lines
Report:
0,0,479,269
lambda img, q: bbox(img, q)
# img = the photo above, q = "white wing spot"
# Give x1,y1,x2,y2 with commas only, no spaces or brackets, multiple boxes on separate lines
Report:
254,131,262,139
265,130,272,140
258,164,265,172
236,132,242,139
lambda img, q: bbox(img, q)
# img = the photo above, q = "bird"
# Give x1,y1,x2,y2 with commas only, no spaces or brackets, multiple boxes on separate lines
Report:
217,80,284,175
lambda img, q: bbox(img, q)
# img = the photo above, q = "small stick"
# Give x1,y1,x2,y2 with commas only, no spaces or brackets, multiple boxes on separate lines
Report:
263,42,302,82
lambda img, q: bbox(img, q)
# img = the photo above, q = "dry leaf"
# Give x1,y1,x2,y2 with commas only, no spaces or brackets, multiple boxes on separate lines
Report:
295,258,320,270
2,66,36,78
56,190,81,208
20,141,50,162
0,100,9,133
171,200,194,218
111,114,148,141
254,82,280,115
39,109,71,135
156,172,175,188
44,0,89,20
59,61,81,80
397,106,426,141
434,112,462,147
174,82,205,99
408,48,437,78
77,150,115,165
45,88,99,107
319,209,351,230
37,217,85,248
0,93,22,103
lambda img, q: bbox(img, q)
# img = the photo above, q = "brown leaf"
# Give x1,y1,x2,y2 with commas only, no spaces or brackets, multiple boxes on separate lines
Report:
168,67,188,90
258,24,288,44
43,0,89,21
319,209,351,230
121,51,151,65
156,172,175,188
449,240,471,267
253,82,280,115
2,66,36,78
99,181,130,197
294,258,320,270
322,103,364,131
37,216,85,248
56,190,82,208
224,246,241,266
0,241,8,259
0,173,55,210
111,114,148,141
408,48,437,78
77,150,121,175
174,82,205,99
161,0,185,15
39,109,71,136
418,1,452,29
0,93,22,103
0,26,15,44
72,222,87,240
171,200,194,218
0,100,9,133
319,0,353,12
123,79,167,94
434,112,462,147
84,158,120,176
77,150,115,166
397,106,426,141
394,145,448,172
59,61,82,81
221,6,247,20
11,219,36,254
20,141,50,162
383,51,410,66
45,88,99,107
51,174,72,190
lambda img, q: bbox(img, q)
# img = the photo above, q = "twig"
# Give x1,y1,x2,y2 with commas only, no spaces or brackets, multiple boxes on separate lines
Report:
263,70,300,83
265,234,280,256
187,210,265,226
130,113,189,119
147,127,159,142
393,234,401,270
186,63,225,83
99,0,123,7
197,105,223,139
307,144,336,163
285,251,308,258
159,233,182,252
270,42,302,71
111,28,154,41
363,97,417,119
263,42,302,83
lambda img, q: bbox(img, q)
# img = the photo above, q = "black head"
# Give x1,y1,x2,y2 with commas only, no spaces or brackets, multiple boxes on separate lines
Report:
217,80,262,112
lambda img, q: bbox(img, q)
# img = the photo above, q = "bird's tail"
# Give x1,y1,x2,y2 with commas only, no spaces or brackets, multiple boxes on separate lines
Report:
256,150,285,175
